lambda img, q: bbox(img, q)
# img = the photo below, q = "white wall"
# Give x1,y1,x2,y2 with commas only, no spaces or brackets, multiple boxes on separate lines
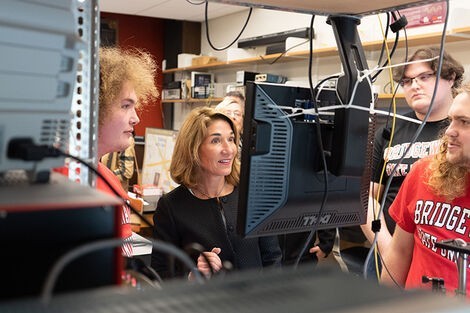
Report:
174,0,470,127
200,0,470,84
202,0,470,58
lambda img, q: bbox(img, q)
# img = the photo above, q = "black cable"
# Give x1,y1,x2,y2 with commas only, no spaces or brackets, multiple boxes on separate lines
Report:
369,0,450,287
205,1,252,51
293,13,331,269
185,0,205,5
375,12,391,68
61,151,154,228
41,237,204,304
374,11,410,285
125,257,162,284
13,143,219,282
184,242,215,279
364,9,410,283
371,13,401,82
382,12,409,134
371,31,399,82
379,31,400,76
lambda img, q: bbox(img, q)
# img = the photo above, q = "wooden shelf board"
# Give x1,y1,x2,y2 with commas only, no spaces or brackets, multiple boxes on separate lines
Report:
162,27,470,74
161,95,403,104
161,97,223,104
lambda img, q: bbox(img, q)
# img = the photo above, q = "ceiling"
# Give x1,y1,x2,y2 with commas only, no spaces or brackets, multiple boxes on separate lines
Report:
99,0,249,22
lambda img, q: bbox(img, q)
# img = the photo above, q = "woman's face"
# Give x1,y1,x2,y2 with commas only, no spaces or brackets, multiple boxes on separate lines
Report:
98,80,139,158
198,119,237,179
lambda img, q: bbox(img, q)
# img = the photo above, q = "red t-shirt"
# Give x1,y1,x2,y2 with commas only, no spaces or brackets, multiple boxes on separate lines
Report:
389,158,470,295
97,163,133,257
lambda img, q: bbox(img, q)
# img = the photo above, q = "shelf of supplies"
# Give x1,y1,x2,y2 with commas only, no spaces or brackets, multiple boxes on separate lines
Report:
162,95,401,105
162,27,470,74
363,26,470,51
161,97,223,104
162,47,339,74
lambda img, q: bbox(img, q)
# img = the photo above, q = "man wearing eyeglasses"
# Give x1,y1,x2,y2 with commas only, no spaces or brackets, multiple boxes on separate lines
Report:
361,47,464,280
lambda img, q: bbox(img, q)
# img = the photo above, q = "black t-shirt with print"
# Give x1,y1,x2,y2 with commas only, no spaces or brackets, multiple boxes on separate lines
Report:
372,111,448,233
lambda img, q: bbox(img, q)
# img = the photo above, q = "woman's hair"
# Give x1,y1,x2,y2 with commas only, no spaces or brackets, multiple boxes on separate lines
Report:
393,47,464,97
225,90,245,103
216,91,245,114
99,47,158,125
427,83,470,200
170,107,240,188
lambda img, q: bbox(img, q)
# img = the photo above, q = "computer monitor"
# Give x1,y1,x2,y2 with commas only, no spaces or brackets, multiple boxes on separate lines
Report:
237,82,371,238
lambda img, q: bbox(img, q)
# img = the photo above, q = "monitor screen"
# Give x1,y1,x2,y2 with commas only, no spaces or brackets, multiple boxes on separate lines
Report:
237,82,371,238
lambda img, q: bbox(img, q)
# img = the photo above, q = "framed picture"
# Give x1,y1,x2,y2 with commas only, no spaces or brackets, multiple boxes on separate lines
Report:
190,71,214,98
141,128,179,193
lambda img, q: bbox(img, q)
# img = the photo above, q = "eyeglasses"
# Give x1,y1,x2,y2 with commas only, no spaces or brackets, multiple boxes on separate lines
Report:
399,72,435,88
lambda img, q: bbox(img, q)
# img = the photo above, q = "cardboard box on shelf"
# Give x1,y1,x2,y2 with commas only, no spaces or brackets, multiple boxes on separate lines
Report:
177,53,197,68
191,55,218,66
133,184,162,212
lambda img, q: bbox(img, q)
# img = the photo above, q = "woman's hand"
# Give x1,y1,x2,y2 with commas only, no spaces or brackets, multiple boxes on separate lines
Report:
189,247,222,280
309,245,327,259
198,247,222,277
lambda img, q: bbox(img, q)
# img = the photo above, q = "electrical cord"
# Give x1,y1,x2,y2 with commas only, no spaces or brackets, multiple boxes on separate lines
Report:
184,242,216,278
6,141,205,299
365,14,399,282
7,140,154,228
375,12,391,68
293,13,331,269
364,9,410,284
125,257,162,285
205,1,252,51
371,9,409,286
40,238,204,305
61,151,154,228
371,0,450,288
371,11,404,82
185,0,206,5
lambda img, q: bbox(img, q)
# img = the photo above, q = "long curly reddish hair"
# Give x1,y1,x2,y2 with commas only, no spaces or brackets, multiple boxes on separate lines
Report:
427,84,470,200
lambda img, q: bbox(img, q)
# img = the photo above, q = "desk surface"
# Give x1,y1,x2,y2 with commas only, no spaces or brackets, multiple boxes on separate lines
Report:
1,265,467,312
215,0,442,16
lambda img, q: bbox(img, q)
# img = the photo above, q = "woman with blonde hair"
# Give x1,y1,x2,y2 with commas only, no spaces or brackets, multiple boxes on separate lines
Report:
151,106,281,279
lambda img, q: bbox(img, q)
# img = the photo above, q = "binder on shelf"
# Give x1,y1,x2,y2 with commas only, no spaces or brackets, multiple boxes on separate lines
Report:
191,72,214,99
